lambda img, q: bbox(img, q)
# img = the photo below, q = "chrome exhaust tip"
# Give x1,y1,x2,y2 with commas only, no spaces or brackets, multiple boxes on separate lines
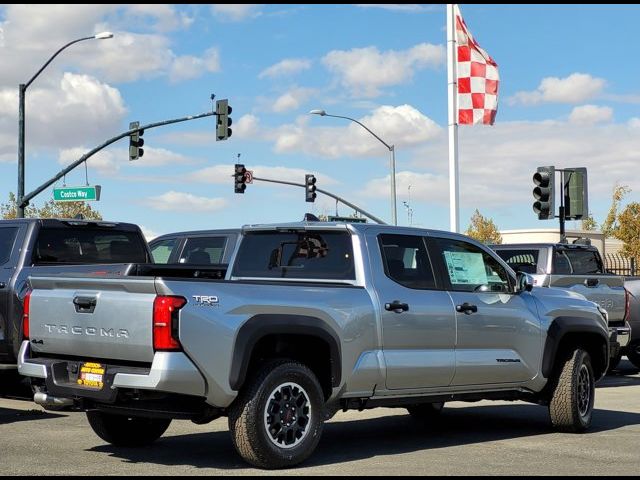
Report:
33,392,74,410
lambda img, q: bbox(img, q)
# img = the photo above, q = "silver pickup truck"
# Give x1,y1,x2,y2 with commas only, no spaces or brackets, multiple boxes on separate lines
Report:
19,222,610,469
492,243,631,369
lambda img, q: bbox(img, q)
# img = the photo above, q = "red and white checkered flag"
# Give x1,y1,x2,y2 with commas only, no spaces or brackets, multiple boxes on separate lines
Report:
455,4,499,125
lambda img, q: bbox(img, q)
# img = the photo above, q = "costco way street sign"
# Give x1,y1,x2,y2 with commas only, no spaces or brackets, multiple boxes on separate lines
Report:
53,186,102,202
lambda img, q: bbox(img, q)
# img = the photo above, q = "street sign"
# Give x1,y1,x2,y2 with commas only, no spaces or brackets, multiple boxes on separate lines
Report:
245,170,254,184
53,185,101,202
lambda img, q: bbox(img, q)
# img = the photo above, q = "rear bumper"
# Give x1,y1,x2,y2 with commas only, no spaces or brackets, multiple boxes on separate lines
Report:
17,341,206,399
609,323,631,357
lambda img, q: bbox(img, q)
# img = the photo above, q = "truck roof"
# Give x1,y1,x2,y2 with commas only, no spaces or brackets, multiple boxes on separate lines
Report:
0,218,142,231
491,242,598,251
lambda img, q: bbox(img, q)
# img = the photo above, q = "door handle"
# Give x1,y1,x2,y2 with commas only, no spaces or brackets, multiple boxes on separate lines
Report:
585,278,599,288
385,301,409,313
456,303,478,314
73,296,97,313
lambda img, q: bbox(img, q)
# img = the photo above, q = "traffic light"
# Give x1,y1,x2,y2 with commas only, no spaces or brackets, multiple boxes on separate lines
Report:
564,167,588,220
216,99,232,141
234,164,247,194
305,174,317,203
129,121,144,161
533,166,555,220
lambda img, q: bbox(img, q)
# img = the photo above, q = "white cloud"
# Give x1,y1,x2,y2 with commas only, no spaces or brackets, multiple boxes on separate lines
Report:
0,73,127,151
58,146,198,177
211,4,262,21
568,105,613,125
169,48,221,83
259,58,312,79
275,104,442,157
510,73,606,106
143,191,228,212
139,225,161,241
322,43,445,97
271,87,316,113
361,171,449,204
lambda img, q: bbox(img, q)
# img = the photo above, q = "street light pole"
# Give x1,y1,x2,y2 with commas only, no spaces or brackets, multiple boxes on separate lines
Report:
17,32,114,218
309,109,398,226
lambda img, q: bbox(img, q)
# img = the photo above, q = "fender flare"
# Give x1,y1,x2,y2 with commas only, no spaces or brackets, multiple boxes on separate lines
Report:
542,316,609,378
229,314,342,391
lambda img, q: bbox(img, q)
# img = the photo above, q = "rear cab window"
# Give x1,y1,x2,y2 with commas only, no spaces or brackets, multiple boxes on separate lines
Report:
556,248,604,275
232,230,355,281
34,226,148,265
378,234,436,290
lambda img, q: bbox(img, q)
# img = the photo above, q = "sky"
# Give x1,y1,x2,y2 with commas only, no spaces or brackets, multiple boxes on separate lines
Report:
1,4,640,240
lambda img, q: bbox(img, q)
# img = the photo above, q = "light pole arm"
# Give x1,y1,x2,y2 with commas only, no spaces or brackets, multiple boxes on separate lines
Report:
322,114,392,151
24,36,95,89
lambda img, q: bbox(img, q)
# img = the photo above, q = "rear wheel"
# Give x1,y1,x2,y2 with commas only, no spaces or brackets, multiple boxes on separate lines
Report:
627,343,640,369
86,411,172,447
549,348,595,433
228,360,325,469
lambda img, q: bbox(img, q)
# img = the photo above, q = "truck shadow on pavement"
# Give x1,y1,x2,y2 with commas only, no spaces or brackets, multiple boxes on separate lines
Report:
87,404,640,470
0,407,64,425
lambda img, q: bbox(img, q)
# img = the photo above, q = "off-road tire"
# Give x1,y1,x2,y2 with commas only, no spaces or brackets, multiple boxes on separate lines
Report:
407,402,445,422
549,349,595,433
228,359,325,469
86,411,172,447
627,343,640,370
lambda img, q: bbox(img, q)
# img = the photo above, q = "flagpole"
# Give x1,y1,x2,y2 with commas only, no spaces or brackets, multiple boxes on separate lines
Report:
447,4,460,233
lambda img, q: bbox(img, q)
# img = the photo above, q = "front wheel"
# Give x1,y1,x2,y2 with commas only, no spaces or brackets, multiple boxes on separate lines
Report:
86,411,172,446
549,349,595,432
228,360,325,469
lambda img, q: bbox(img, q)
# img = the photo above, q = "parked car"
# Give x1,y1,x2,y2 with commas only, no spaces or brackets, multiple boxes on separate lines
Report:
20,222,610,468
148,229,239,265
491,242,631,370
0,218,151,374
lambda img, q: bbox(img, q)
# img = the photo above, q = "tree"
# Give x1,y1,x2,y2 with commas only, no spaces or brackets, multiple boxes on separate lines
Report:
1,192,102,220
601,184,630,238
465,209,502,244
581,214,598,231
615,202,640,259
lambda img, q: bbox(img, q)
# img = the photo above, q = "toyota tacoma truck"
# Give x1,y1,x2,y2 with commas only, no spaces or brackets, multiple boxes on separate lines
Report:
0,218,151,375
491,242,630,369
19,222,610,469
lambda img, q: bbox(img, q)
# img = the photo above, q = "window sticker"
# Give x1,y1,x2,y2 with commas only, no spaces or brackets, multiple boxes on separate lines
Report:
443,251,488,285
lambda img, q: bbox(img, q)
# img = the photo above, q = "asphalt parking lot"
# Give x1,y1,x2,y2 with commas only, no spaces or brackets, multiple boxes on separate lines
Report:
1,360,639,476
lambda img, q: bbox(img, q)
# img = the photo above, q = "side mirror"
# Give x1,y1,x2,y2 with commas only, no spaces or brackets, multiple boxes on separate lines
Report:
517,271,534,293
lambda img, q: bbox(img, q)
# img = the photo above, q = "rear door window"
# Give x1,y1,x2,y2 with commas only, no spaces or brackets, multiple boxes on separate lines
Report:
34,227,148,264
0,227,19,265
150,238,177,264
179,237,228,265
495,249,540,274
233,231,355,280
379,234,437,289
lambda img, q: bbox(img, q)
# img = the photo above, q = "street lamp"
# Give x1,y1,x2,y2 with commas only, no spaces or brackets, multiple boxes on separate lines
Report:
309,109,397,226
17,32,114,218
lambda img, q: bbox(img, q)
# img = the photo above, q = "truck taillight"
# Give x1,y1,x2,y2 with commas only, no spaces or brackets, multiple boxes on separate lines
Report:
153,296,187,351
624,289,631,322
23,291,31,340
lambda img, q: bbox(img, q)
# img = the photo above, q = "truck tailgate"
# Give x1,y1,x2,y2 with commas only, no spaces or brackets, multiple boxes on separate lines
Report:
548,275,625,321
28,276,157,363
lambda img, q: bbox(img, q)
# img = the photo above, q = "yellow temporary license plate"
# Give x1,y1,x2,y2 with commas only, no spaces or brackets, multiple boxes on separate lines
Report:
77,362,105,390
